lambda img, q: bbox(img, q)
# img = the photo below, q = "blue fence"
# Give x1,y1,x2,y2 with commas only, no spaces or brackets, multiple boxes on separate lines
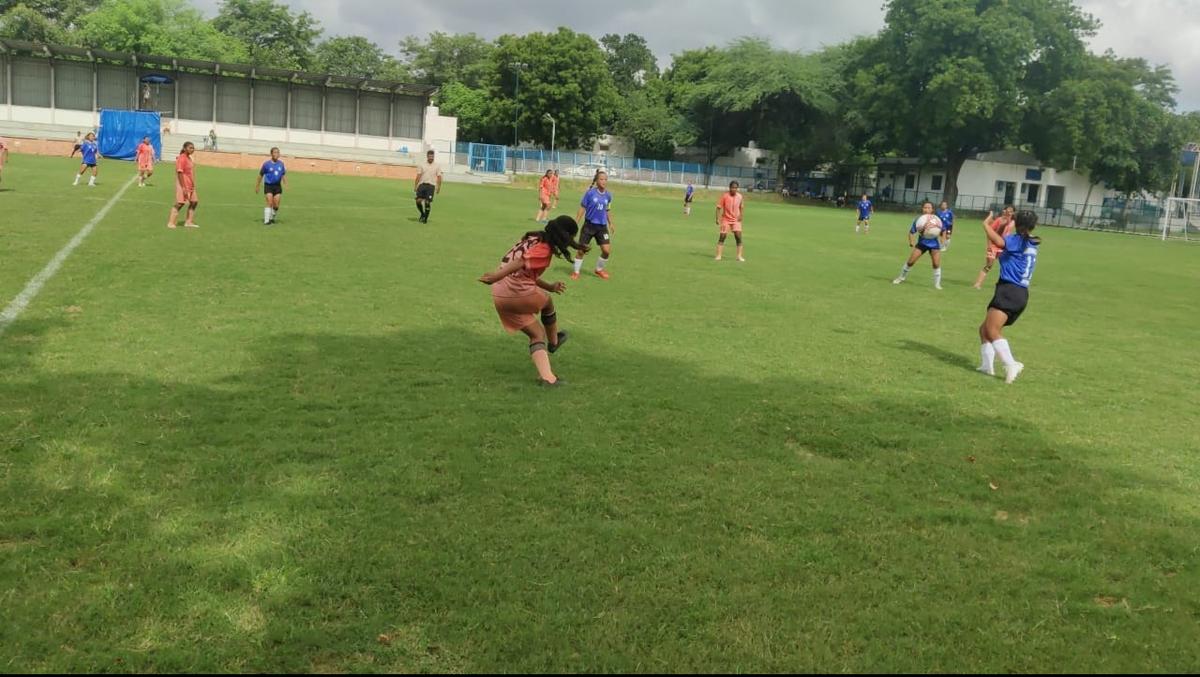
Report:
467,143,506,174
455,144,778,189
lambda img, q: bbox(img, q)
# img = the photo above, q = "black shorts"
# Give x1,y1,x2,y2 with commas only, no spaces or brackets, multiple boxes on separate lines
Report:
580,222,610,247
416,183,435,201
83,163,97,168
264,183,283,196
988,281,1029,326
916,242,940,253
684,195,694,204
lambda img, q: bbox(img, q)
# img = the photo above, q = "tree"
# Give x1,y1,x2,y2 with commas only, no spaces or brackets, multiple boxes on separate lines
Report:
0,0,97,30
0,3,70,43
78,0,247,62
212,0,320,69
490,28,619,149
1027,52,1185,215
438,80,506,143
614,77,687,159
601,33,658,93
314,36,408,80
399,32,494,89
850,0,1099,205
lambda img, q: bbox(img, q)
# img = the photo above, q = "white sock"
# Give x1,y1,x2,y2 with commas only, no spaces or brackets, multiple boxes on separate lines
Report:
980,342,996,372
934,268,943,286
899,264,911,279
88,176,95,185
993,339,1017,367
573,258,583,274
73,175,80,185
596,257,608,272
264,207,272,223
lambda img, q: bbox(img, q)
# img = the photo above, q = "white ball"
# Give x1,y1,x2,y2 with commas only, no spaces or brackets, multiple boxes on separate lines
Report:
916,214,943,238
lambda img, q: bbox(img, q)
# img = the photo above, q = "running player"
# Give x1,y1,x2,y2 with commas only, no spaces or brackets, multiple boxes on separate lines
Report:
937,200,955,250
892,200,945,289
70,131,82,158
167,141,199,229
255,147,287,225
73,132,100,187
535,169,553,223
856,193,873,233
414,149,443,224
973,205,1015,289
978,210,1040,384
136,136,155,187
715,180,745,261
572,170,615,280
684,182,695,215
479,215,587,387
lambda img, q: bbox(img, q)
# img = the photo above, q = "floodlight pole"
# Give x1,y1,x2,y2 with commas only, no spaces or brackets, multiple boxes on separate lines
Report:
509,62,527,148
543,112,556,165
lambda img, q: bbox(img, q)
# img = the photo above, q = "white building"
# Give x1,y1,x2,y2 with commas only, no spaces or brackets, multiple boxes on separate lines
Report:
875,150,1119,218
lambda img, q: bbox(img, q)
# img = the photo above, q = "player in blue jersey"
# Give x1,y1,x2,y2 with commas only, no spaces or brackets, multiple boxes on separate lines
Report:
572,170,615,280
892,200,946,289
73,132,100,187
856,194,873,233
255,147,288,225
937,201,955,250
978,210,1040,383
684,182,695,216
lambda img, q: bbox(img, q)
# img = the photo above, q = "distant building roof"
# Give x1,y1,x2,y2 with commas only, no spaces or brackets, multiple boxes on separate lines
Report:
0,38,437,98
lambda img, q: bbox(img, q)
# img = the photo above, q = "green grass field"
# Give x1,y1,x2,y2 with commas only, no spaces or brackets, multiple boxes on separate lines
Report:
2,153,1198,672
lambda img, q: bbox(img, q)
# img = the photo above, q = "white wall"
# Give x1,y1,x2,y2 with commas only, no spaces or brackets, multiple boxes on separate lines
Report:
877,158,1116,213
423,105,457,156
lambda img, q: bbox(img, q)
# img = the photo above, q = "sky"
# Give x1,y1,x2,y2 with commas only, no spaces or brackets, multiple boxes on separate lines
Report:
193,0,1200,111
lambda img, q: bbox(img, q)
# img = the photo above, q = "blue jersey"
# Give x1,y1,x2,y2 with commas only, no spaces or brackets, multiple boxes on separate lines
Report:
858,199,873,219
260,159,286,185
581,188,612,226
80,141,99,165
685,185,694,198
911,217,942,250
997,234,1038,288
937,208,955,231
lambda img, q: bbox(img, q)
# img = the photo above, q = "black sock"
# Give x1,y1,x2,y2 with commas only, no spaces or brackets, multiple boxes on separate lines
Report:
416,202,424,216
423,204,432,219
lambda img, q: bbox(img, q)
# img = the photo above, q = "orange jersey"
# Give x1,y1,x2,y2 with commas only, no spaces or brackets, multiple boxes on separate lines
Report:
492,237,553,298
136,143,153,164
988,216,1014,252
175,152,194,190
718,192,744,225
539,176,552,196
549,175,560,194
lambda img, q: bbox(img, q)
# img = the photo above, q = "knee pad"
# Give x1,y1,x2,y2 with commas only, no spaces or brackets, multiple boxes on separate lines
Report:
529,341,547,354
718,233,727,244
734,232,743,245
541,310,557,326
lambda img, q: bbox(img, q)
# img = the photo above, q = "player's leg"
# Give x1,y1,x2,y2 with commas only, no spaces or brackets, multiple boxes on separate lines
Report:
167,202,183,228
74,164,85,185
520,318,558,384
973,253,994,289
734,228,745,261
894,247,923,284
977,321,997,376
982,306,1022,383
930,250,943,289
542,297,568,353
595,241,612,278
185,199,199,227
572,228,592,279
89,164,98,186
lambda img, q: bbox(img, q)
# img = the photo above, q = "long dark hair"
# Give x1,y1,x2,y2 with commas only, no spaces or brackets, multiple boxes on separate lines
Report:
524,215,585,261
1014,210,1041,245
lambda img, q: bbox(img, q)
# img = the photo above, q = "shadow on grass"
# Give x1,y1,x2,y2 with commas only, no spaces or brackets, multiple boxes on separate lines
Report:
1,323,1197,672
896,339,977,372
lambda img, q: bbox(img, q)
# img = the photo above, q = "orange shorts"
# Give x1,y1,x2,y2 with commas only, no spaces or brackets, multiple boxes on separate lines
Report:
175,185,197,205
720,221,742,234
138,160,153,172
539,191,551,206
492,288,549,333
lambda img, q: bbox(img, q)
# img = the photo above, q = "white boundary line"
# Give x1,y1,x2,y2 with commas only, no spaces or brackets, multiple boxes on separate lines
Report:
0,176,137,336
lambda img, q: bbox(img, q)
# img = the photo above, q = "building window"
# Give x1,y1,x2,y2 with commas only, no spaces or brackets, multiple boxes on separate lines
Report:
1046,186,1065,210
1024,183,1040,205
1025,168,1043,181
931,175,944,191
904,174,916,190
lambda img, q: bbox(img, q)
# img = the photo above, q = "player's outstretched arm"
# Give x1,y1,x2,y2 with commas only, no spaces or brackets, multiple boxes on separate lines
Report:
982,212,1006,248
478,258,525,285
537,278,566,294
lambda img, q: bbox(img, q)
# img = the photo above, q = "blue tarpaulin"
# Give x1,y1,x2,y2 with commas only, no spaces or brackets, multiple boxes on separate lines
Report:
97,109,161,161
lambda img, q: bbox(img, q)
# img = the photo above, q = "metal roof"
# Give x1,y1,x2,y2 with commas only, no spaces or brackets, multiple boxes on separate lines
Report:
0,38,438,97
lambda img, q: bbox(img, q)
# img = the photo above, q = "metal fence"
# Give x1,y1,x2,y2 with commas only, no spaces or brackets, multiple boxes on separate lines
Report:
867,189,1198,239
456,144,778,189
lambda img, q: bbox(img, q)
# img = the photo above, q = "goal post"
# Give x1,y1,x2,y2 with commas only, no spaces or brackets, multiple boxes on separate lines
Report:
1161,198,1200,242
